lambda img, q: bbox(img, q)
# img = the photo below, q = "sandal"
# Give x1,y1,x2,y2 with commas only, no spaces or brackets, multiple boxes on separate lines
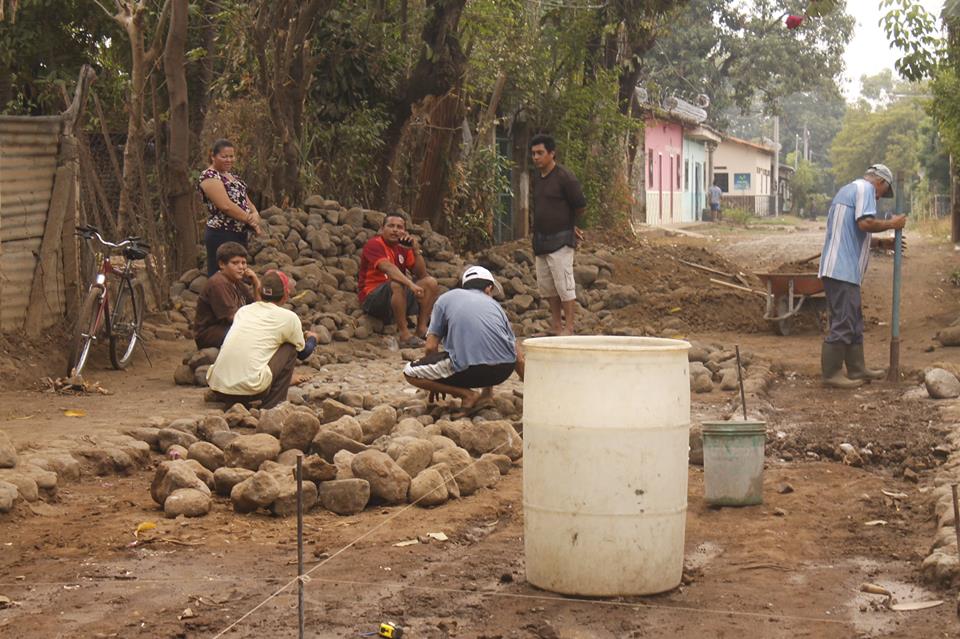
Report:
398,336,425,349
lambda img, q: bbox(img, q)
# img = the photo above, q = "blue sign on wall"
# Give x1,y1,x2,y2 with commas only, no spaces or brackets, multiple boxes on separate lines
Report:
733,173,751,191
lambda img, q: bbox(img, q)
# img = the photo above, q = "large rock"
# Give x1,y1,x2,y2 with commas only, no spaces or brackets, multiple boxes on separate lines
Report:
394,418,426,438
174,364,195,385
150,460,210,505
302,454,338,483
431,447,479,495
187,442,225,472
0,431,17,468
460,420,522,460
925,368,960,399
359,405,397,444
691,372,713,393
480,453,513,475
197,415,230,442
318,478,370,515
121,427,161,450
16,464,57,491
474,459,501,489
326,415,363,442
937,326,960,347
214,467,255,496
188,347,219,369
224,434,281,470
438,419,471,447
211,430,240,450
0,472,38,502
231,471,282,513
20,453,80,482
391,439,435,479
0,480,18,512
429,463,461,499
164,488,212,518
312,430,367,462
351,450,411,504
257,405,292,438
270,476,319,517
408,468,448,507
158,428,199,452
320,398,356,423
333,450,356,479
280,412,321,452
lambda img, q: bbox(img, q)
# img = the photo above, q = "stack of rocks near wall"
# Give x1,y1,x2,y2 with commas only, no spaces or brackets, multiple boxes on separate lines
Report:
132,394,523,519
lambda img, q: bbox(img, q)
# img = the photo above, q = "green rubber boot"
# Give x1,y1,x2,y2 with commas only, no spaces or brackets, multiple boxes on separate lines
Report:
821,342,865,389
845,343,886,381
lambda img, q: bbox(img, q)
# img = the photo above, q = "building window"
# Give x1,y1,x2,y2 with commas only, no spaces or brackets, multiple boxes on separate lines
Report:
715,172,729,192
648,149,654,183
676,156,682,190
684,160,689,190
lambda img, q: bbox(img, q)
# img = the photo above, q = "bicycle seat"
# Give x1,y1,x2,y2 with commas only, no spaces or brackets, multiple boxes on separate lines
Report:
123,244,150,261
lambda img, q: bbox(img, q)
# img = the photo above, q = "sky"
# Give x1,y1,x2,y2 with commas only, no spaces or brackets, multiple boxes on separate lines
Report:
842,0,944,98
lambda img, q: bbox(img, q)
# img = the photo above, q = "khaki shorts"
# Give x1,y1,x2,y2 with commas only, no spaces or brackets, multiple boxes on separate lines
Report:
535,245,577,302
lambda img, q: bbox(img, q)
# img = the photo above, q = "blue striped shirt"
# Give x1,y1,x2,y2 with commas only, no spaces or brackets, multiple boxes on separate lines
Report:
818,179,877,285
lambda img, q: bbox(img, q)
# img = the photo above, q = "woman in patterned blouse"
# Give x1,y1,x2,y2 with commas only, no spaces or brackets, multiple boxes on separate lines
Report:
198,139,263,275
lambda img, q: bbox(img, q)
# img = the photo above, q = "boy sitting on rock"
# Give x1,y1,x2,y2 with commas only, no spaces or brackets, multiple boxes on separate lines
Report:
193,242,258,349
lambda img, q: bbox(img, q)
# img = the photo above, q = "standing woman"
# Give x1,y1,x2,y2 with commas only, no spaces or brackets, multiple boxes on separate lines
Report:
198,139,263,276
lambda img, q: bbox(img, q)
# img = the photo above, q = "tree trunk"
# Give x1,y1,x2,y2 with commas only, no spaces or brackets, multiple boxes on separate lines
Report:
163,0,197,273
411,92,464,228
251,0,332,205
377,0,468,212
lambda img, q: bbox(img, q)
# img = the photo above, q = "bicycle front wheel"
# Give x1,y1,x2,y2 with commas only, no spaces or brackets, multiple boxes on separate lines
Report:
109,278,144,369
68,286,105,377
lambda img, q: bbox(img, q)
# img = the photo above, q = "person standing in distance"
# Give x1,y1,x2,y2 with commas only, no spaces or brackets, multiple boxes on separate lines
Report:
529,134,587,336
818,163,906,389
708,181,723,221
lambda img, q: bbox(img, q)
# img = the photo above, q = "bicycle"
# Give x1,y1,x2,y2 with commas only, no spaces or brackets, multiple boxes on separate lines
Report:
68,224,150,377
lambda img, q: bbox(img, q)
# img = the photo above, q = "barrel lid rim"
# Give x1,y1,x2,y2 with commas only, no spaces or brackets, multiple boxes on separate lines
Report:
522,335,691,352
701,420,767,432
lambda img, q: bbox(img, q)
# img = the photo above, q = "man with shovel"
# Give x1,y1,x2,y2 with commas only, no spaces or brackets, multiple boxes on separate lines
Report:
818,163,905,388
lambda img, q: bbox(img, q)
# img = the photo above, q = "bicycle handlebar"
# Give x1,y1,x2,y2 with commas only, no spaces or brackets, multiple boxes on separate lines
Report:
76,225,150,252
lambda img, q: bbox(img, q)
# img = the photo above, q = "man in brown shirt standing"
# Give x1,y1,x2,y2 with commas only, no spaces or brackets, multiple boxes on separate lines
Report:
530,134,587,335
193,242,259,349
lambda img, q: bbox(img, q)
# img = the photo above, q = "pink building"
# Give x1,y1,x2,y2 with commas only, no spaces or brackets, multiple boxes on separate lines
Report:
643,117,685,225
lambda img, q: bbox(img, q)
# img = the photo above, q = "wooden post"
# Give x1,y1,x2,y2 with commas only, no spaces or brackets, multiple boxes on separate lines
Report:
23,65,94,333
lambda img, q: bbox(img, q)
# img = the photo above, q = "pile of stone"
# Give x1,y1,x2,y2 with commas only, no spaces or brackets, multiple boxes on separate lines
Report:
134,395,522,519
173,347,218,387
169,198,633,384
687,341,771,395
922,423,960,586
0,427,150,514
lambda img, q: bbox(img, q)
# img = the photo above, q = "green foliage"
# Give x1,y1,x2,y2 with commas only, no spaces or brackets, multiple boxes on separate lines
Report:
0,0,120,114
443,146,512,252
724,207,754,227
647,0,853,120
300,103,390,208
544,72,638,228
784,153,830,216
828,98,932,184
880,0,944,82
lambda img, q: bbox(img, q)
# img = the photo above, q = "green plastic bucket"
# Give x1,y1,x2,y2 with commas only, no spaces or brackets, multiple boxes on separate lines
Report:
701,420,766,506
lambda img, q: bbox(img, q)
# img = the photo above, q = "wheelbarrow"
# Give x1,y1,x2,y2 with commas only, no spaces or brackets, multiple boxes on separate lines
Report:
755,272,826,336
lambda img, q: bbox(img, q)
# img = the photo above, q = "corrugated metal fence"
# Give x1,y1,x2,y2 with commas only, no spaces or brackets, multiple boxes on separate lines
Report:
0,115,63,331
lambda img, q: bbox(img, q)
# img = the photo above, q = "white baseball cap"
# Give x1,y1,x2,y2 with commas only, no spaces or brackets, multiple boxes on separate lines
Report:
865,164,894,199
461,265,505,298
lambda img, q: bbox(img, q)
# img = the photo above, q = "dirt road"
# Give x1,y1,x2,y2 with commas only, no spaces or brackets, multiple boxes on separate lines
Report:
1,221,959,638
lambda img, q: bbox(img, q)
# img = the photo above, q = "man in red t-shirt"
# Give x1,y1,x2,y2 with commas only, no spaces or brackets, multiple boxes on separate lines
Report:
358,214,438,347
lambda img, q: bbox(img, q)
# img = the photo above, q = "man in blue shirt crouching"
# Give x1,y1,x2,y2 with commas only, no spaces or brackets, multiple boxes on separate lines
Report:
403,266,524,414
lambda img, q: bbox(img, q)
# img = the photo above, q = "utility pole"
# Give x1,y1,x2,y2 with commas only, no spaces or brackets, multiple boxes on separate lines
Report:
773,115,780,217
794,133,800,169
803,125,810,163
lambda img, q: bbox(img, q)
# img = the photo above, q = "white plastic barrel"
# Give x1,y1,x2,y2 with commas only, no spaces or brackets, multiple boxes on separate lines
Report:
522,336,691,596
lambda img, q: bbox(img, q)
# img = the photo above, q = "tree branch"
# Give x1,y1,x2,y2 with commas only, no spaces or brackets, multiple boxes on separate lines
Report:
144,0,171,67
